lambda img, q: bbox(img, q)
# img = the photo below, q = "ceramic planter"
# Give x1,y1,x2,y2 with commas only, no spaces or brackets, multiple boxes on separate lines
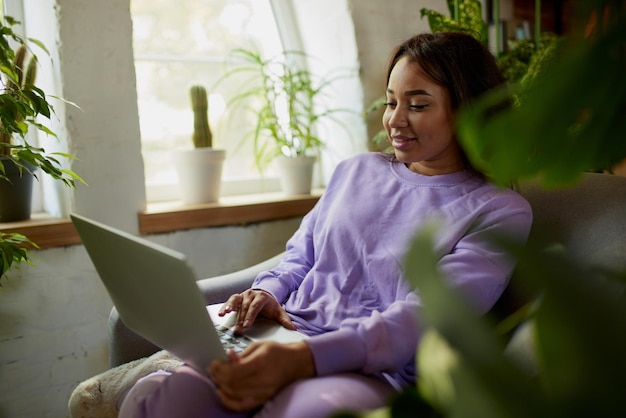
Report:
0,158,35,222
173,148,225,204
277,155,317,195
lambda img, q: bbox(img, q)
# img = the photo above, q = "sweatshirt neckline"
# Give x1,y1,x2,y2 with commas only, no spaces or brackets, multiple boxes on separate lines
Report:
389,159,476,186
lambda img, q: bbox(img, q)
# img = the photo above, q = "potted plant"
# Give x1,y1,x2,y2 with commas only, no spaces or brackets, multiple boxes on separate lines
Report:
216,48,350,195
0,16,83,283
0,18,83,221
173,84,225,204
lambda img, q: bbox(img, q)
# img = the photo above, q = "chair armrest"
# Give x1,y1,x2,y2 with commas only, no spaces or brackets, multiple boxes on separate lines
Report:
107,252,284,367
197,252,285,305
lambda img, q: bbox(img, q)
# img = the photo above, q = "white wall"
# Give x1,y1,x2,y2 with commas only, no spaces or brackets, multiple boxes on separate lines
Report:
348,0,447,142
0,0,444,417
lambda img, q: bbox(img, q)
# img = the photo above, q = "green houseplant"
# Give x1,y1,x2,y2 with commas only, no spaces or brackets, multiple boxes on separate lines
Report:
0,231,37,283
215,47,351,194
420,0,487,44
0,17,83,214
173,84,225,204
0,16,83,283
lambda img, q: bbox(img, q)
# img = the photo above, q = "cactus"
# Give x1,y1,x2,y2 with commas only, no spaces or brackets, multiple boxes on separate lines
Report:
190,85,213,148
1,45,38,157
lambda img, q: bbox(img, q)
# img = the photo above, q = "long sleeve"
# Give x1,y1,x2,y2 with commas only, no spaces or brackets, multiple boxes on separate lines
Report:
252,203,320,303
251,153,532,388
433,190,533,313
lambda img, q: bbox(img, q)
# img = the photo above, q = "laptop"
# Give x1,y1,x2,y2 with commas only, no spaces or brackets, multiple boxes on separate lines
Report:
70,213,306,373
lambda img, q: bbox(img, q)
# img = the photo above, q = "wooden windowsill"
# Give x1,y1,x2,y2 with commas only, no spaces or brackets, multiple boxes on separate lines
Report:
0,213,82,249
139,189,322,235
0,190,322,249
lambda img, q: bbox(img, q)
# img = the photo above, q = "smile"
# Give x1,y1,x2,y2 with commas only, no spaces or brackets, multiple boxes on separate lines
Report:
391,135,416,151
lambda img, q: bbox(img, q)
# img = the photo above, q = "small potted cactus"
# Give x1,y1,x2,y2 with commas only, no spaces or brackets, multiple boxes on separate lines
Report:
173,85,225,204
189,85,213,148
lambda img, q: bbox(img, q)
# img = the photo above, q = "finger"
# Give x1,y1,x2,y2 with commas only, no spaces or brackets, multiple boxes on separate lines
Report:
211,343,262,385
207,358,228,380
214,366,275,407
277,311,297,330
236,291,267,331
227,349,239,363
216,388,262,412
219,294,243,316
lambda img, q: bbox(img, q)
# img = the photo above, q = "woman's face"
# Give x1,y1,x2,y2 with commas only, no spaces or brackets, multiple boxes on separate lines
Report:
383,56,464,175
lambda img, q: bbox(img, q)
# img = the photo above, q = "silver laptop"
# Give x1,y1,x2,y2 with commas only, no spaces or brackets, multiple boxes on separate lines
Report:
70,213,306,373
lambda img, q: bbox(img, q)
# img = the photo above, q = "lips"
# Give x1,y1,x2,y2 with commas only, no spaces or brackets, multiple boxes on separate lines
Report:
390,134,416,151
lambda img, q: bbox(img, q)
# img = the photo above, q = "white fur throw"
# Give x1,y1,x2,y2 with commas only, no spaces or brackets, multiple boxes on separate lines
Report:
68,350,183,418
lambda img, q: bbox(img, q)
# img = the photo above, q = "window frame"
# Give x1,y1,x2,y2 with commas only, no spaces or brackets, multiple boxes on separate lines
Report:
134,0,304,203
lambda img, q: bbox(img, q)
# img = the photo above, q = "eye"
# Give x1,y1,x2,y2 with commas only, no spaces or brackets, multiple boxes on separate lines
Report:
410,104,429,111
383,102,397,109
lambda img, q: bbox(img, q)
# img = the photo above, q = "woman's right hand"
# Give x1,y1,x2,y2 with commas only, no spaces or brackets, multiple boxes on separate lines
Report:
218,289,296,333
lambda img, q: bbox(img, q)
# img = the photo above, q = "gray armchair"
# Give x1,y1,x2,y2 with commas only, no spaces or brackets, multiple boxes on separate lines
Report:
108,172,626,368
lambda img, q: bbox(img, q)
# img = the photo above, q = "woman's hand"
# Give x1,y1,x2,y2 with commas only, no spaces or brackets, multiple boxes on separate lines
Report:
208,340,315,411
219,289,296,333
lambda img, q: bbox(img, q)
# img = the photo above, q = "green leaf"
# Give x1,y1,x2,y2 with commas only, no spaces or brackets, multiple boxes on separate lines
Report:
0,232,38,281
514,242,626,417
213,47,354,171
458,21,626,186
420,0,486,43
0,15,83,191
405,225,548,418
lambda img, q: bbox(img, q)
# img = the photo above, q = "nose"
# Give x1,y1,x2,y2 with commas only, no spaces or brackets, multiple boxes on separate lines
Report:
387,106,408,128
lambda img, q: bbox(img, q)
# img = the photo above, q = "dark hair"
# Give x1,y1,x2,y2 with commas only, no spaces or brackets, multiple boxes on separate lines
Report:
385,32,510,175
386,32,507,111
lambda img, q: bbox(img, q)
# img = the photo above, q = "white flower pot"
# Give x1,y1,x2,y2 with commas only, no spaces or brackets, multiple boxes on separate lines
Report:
277,155,317,195
173,148,225,204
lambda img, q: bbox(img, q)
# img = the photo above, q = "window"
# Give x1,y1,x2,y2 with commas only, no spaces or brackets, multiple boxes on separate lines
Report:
132,0,291,202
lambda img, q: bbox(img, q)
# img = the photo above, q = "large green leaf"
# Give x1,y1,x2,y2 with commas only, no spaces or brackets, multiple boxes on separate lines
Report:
420,0,487,44
401,222,626,418
513,241,626,417
0,232,37,281
404,225,547,418
458,21,626,187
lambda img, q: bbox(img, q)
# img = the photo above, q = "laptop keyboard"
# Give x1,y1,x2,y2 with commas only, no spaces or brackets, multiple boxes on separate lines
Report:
215,324,252,353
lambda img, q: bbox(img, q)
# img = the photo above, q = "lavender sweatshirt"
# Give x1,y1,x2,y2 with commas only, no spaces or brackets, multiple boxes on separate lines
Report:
252,152,532,388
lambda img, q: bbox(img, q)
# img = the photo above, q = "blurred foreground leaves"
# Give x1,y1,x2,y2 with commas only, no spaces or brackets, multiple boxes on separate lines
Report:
458,9,626,187
338,226,625,418
402,226,626,418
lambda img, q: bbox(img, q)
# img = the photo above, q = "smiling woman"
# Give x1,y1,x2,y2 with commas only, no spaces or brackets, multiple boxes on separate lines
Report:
104,31,533,418
383,59,460,176
382,31,509,177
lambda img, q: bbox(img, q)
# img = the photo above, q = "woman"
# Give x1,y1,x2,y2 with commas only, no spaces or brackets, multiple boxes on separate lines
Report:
118,32,532,418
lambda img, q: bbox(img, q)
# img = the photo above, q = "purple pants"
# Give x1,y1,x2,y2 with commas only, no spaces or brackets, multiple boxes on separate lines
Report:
118,365,395,418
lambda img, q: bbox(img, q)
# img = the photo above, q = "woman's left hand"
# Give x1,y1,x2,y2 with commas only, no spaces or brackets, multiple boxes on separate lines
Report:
208,340,315,411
